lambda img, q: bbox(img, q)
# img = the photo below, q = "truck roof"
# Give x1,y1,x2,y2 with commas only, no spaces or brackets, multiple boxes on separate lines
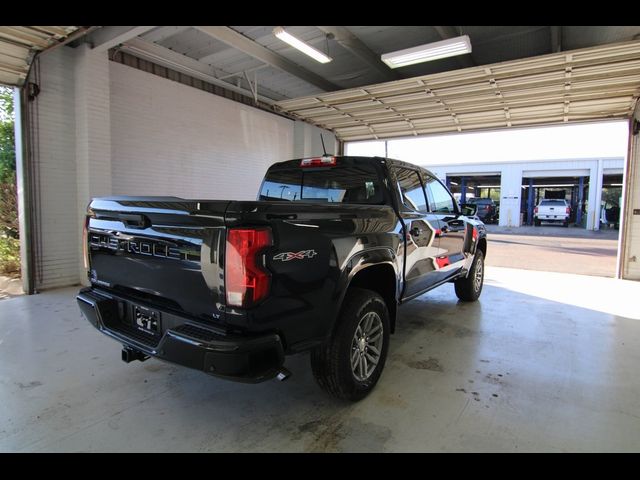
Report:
268,155,438,178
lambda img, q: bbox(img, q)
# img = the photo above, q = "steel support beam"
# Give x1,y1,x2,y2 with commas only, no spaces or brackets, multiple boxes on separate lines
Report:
13,86,34,294
460,176,467,204
193,26,340,92
316,26,400,82
118,37,284,103
527,178,534,225
432,26,475,68
90,26,157,53
576,176,584,225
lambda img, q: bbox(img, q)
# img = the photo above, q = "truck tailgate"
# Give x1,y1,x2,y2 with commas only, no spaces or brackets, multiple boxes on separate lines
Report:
87,197,229,324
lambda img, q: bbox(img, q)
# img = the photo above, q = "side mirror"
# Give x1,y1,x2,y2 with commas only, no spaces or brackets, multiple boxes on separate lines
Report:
460,203,478,217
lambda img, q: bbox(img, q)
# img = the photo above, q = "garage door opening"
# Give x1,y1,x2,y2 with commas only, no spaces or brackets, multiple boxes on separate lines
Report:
345,121,629,278
521,175,590,228
0,85,21,299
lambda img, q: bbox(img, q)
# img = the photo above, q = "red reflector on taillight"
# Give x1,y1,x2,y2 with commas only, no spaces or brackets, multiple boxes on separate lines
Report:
300,156,336,167
225,228,272,308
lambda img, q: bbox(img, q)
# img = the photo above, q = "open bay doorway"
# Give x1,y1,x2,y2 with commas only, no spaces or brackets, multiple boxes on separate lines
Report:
0,85,21,299
345,121,629,277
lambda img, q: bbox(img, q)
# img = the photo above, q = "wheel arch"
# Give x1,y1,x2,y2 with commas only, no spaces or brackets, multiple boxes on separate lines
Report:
476,236,487,259
339,255,399,334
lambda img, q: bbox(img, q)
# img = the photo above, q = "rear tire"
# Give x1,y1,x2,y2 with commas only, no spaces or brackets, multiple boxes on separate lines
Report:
455,250,484,302
310,288,390,401
534,219,541,226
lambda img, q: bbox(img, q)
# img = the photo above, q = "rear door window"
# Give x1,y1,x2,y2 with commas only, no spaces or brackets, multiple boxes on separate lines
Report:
393,167,428,212
424,175,456,214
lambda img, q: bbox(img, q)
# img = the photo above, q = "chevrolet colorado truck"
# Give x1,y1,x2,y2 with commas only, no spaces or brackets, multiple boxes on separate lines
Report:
77,156,487,401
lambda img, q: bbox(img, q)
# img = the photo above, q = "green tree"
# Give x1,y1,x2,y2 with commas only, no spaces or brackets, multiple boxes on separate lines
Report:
0,86,15,182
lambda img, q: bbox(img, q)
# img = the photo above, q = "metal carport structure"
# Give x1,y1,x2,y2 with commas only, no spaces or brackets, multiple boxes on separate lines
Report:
4,27,640,286
274,40,640,280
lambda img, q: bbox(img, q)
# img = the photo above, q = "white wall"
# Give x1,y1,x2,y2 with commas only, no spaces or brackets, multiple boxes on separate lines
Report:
293,122,339,159
109,62,294,200
28,47,335,290
31,47,79,290
75,44,112,282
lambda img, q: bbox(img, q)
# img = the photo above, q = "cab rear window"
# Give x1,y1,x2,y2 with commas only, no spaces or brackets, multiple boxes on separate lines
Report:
259,165,384,204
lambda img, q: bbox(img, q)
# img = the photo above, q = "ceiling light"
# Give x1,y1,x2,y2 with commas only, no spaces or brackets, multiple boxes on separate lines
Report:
381,35,472,69
273,26,332,64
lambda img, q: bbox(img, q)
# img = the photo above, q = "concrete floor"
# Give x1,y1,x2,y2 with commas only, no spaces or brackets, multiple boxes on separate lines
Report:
1,266,639,452
485,227,619,277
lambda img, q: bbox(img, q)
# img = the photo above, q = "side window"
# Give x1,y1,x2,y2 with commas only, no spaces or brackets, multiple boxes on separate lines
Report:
424,174,456,214
394,167,427,212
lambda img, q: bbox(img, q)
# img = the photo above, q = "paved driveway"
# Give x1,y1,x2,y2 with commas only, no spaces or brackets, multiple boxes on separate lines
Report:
484,226,619,277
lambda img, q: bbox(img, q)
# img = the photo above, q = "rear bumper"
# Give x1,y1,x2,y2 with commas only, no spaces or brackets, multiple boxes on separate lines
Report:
536,215,568,221
77,288,285,383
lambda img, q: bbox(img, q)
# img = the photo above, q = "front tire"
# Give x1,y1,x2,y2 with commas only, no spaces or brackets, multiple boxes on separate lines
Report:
310,288,390,401
455,250,484,302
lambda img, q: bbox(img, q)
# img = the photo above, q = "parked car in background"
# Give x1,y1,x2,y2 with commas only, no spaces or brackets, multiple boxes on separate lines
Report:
534,199,570,227
467,197,497,223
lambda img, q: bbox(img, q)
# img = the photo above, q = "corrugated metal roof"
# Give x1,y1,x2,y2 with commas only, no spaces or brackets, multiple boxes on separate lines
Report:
131,26,640,105
0,26,80,86
275,40,640,141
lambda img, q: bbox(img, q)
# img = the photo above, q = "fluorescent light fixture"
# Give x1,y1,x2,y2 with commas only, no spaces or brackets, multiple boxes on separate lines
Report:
381,35,472,69
273,26,332,64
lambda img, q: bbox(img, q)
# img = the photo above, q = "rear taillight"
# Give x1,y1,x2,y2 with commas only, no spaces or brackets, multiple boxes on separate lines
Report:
225,228,272,308
566,207,570,214
534,207,538,214
300,156,336,167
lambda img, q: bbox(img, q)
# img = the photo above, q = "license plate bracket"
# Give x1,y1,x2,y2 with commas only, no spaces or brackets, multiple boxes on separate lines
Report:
133,304,162,335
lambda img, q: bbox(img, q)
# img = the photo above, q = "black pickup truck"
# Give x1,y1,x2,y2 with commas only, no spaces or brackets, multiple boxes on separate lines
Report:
77,156,487,401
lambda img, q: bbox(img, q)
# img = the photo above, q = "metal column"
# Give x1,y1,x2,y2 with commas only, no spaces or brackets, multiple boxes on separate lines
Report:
527,178,534,225
460,176,467,203
576,176,584,226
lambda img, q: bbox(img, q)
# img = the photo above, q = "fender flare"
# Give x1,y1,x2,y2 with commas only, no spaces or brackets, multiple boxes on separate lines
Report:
329,247,401,335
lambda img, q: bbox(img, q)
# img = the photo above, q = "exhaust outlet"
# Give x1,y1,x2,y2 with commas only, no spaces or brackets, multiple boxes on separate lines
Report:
122,346,149,363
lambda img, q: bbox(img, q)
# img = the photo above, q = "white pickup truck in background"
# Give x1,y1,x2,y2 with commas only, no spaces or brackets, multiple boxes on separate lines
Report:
534,199,571,227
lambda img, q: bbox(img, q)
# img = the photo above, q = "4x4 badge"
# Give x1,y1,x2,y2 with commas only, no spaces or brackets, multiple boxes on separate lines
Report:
273,250,318,262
